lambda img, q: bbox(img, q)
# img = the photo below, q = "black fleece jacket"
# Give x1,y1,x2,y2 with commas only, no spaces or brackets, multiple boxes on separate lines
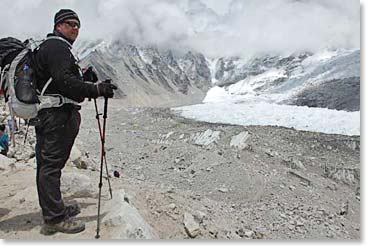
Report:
34,32,98,103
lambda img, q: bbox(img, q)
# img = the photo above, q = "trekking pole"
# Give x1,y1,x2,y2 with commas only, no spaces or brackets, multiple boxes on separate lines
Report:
23,121,30,144
93,98,113,199
95,94,110,239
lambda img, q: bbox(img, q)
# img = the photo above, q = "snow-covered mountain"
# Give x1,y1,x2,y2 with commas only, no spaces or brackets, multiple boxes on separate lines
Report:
76,38,360,112
70,0,359,110
75,38,360,136
169,47,360,136
76,40,211,107
205,49,360,112
58,0,361,135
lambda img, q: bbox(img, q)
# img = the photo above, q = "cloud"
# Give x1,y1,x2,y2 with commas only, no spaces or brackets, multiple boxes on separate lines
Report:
213,0,360,57
94,0,191,49
201,0,232,15
0,0,360,57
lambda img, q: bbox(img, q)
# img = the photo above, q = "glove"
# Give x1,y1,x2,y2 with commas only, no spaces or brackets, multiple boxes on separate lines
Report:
96,81,118,98
83,66,98,83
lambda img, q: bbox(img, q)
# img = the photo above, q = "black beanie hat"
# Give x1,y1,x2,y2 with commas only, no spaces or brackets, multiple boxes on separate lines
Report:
54,9,80,26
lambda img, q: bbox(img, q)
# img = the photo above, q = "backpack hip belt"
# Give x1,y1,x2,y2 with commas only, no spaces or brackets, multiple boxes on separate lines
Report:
38,94,79,110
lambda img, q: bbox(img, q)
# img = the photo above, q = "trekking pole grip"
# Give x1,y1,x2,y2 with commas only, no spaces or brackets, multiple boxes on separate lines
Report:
103,79,111,118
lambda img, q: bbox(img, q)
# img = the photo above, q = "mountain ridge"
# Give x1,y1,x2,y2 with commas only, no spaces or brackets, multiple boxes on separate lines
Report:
76,40,359,111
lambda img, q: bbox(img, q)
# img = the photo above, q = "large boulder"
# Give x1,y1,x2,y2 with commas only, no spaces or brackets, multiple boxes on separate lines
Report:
4,186,39,210
69,146,82,163
68,146,88,169
183,212,200,238
192,129,221,146
102,189,158,239
61,172,95,197
13,145,35,161
230,131,250,150
26,157,37,169
0,154,16,171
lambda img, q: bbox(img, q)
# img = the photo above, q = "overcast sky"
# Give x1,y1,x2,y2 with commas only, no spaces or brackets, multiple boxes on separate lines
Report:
201,0,232,14
0,0,360,57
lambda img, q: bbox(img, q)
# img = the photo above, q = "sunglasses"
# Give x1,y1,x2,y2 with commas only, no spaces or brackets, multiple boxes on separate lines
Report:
64,21,80,28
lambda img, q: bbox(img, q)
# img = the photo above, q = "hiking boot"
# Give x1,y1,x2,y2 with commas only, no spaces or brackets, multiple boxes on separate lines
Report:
40,218,85,236
65,203,81,219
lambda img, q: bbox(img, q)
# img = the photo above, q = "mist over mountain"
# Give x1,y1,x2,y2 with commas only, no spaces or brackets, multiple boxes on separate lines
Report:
0,0,360,58
76,37,359,111
0,0,360,110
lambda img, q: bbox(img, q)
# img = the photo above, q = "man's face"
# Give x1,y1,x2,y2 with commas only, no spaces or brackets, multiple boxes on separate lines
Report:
56,18,80,41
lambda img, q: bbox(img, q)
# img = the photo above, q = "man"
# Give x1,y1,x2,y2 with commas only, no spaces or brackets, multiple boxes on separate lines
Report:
33,9,117,235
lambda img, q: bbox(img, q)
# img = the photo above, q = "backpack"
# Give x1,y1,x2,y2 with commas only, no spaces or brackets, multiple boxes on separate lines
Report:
0,37,79,120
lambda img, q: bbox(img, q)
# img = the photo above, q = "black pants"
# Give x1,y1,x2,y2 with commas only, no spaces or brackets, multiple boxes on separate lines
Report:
35,105,81,224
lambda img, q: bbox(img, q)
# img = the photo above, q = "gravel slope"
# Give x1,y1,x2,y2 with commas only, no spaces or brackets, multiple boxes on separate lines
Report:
0,99,360,239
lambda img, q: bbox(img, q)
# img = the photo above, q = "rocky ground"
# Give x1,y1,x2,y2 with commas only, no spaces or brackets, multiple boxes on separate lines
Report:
0,99,360,240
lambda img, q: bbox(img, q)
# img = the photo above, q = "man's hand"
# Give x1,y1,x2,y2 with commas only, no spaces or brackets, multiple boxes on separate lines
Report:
83,66,98,83
96,81,118,98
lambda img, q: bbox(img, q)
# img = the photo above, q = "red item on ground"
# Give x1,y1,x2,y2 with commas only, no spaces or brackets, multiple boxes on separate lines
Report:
113,170,120,178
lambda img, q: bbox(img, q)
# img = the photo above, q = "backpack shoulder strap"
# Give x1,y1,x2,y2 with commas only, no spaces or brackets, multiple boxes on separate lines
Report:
40,77,53,96
44,36,72,48
41,36,79,61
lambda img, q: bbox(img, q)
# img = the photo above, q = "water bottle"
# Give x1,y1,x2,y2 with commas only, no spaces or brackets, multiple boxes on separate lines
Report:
15,64,38,103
